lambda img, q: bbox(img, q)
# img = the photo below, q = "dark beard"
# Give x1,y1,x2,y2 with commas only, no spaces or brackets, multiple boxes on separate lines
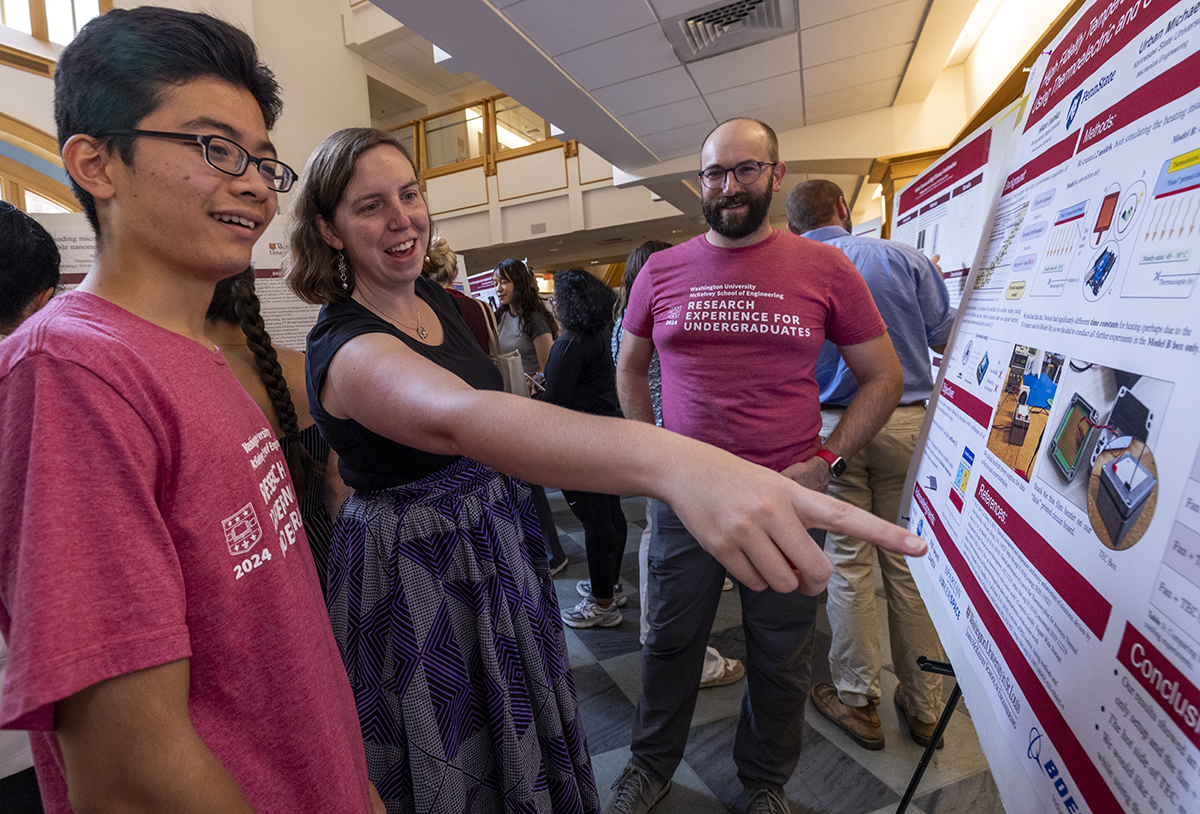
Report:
702,187,773,240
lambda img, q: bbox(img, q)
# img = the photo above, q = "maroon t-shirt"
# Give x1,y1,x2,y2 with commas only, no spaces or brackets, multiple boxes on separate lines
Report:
0,292,373,812
623,229,886,471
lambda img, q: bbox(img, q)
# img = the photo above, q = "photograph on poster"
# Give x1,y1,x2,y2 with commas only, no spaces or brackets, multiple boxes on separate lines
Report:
1039,361,1171,529
986,345,1065,482
1088,436,1157,550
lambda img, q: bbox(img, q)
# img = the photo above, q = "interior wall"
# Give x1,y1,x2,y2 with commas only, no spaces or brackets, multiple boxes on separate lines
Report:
963,0,1074,116
109,0,370,187
1,68,56,140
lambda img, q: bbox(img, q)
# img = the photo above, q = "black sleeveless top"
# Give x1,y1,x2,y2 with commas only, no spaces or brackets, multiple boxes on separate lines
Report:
306,276,503,490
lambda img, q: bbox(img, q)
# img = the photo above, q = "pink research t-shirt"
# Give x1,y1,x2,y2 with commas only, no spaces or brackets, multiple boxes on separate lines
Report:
0,292,372,813
623,229,886,471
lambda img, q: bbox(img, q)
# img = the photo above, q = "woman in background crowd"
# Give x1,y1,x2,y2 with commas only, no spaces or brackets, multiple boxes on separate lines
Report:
423,237,497,355
493,257,556,381
205,269,346,595
491,257,568,572
284,127,921,814
534,270,628,629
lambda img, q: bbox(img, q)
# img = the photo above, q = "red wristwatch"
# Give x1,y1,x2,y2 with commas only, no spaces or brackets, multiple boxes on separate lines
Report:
814,449,847,477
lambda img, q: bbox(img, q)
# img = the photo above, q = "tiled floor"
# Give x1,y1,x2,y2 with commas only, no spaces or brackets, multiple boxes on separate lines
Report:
547,491,1008,814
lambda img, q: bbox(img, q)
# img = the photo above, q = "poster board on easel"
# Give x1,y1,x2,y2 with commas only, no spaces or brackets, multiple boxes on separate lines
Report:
902,1,1200,812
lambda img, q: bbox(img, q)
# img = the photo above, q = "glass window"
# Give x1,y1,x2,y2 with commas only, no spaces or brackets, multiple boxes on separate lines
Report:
494,98,548,153
425,105,484,170
2,0,33,34
24,190,71,213
3,1,102,44
391,124,416,167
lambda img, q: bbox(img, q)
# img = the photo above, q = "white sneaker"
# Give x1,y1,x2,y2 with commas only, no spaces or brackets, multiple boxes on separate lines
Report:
561,597,623,628
699,655,745,688
575,579,627,607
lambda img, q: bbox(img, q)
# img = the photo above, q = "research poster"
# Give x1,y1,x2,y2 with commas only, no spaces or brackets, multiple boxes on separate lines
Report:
892,101,1024,375
892,104,1019,308
907,1,1200,813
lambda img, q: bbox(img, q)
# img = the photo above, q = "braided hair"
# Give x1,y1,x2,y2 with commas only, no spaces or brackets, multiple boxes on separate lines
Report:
207,269,322,492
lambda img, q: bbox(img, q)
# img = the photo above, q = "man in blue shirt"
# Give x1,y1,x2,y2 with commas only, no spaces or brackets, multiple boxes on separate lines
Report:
786,179,954,751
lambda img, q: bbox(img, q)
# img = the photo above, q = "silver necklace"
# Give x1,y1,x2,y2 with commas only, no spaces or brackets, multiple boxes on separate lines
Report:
391,307,428,340
360,293,429,340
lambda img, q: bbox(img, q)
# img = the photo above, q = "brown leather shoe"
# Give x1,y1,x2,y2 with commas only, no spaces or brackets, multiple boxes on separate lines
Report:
894,685,945,749
810,683,884,750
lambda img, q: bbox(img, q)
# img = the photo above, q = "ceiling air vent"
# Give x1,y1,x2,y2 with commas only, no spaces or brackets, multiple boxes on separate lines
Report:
662,0,794,62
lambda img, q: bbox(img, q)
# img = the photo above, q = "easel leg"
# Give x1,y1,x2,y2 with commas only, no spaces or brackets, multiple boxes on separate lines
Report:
896,658,959,814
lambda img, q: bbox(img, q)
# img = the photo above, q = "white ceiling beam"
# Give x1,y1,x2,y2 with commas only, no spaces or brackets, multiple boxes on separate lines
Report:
373,0,660,169
893,0,978,105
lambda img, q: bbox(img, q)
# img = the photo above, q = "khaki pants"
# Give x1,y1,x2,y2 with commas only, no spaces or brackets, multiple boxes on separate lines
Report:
820,404,945,723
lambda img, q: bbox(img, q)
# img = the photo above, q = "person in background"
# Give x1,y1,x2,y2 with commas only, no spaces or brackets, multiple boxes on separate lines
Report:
614,118,904,814
423,237,497,355
0,202,60,339
284,126,924,814
205,268,347,596
494,256,556,380
0,202,56,813
787,179,953,751
0,9,383,811
493,257,568,573
614,241,744,688
534,269,628,629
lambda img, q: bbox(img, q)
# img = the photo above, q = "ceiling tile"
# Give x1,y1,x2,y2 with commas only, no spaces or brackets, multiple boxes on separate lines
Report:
649,0,727,18
801,42,910,97
798,0,911,29
687,33,800,94
504,0,658,56
721,98,807,134
804,77,896,124
705,72,802,121
800,0,923,67
593,67,700,117
639,119,721,162
623,96,715,137
555,25,681,91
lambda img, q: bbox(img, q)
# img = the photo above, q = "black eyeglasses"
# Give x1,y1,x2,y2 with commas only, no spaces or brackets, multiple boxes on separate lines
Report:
98,130,298,192
698,160,777,190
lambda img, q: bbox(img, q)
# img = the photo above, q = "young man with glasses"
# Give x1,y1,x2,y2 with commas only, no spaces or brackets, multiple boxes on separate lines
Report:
0,8,381,812
613,118,903,814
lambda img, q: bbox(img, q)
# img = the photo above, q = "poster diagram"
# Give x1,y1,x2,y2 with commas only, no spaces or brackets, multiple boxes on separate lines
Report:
1121,152,1200,297
904,2,1200,813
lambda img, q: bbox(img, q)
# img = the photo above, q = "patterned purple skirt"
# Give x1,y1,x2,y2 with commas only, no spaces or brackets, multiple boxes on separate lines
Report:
326,457,600,814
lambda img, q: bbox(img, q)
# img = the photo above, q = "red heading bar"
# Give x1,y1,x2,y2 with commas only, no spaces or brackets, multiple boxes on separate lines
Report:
1118,623,1200,749
899,130,992,214
974,478,1112,637
938,379,994,429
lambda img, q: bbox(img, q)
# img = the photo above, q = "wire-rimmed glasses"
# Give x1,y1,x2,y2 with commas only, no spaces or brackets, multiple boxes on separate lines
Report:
98,129,298,192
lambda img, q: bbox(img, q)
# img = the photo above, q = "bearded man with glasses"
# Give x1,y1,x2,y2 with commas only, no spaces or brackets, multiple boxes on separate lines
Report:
612,118,904,814
0,8,381,813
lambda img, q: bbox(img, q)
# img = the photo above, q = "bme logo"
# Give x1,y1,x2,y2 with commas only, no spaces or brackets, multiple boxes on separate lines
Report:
1027,727,1080,812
